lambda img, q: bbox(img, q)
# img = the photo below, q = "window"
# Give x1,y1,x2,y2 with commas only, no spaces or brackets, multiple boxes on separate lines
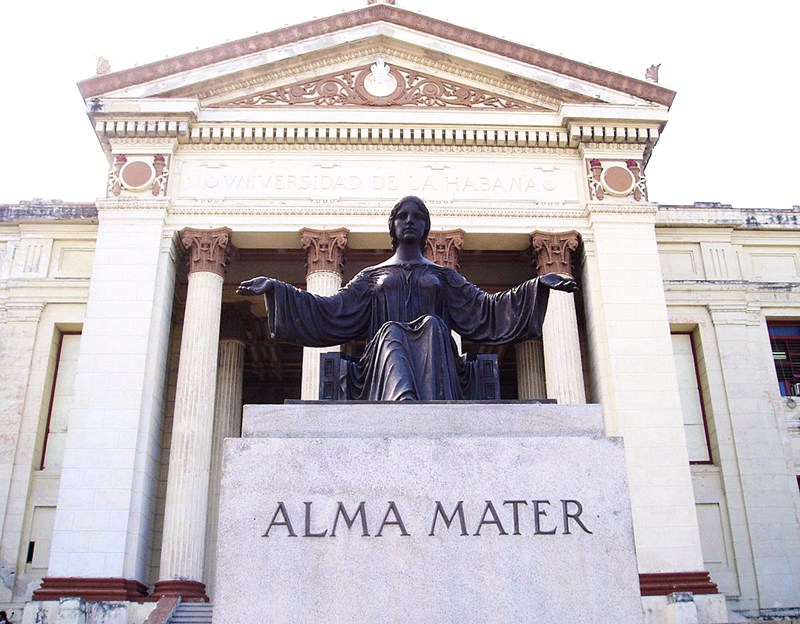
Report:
40,332,81,470
768,322,800,397
671,333,712,463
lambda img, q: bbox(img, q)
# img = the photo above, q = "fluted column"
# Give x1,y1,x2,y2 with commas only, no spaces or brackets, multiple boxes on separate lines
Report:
425,229,465,353
516,340,547,399
204,302,248,599
300,228,348,400
531,231,586,404
155,227,233,600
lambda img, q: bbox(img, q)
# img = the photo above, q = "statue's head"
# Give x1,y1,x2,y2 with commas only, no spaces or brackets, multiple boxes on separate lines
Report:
388,195,431,251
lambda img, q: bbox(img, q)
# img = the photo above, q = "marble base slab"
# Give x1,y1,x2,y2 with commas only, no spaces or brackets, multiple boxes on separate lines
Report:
214,403,643,624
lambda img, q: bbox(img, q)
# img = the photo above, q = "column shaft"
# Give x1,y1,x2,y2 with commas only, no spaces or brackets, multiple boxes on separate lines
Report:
156,227,232,600
530,230,585,404
543,291,586,404
516,340,546,399
204,337,245,598
159,271,223,585
302,271,343,399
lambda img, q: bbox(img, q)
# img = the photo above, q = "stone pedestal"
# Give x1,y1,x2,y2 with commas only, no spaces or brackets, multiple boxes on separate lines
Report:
215,403,643,624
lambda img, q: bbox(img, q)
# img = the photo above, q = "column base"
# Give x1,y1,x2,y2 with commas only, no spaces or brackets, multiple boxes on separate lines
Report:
639,571,718,595
32,577,149,601
152,579,209,602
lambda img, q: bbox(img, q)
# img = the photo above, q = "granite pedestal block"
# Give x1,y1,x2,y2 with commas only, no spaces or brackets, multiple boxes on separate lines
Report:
214,403,643,624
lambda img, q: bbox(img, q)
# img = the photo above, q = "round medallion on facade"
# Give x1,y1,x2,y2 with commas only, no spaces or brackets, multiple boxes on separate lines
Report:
600,165,636,196
119,160,155,191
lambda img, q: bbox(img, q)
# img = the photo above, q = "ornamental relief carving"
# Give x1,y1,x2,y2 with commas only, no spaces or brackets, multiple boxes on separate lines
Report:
586,158,647,202
300,228,349,276
180,227,233,276
424,230,464,270
216,62,545,110
108,154,169,198
530,231,581,276
197,46,564,110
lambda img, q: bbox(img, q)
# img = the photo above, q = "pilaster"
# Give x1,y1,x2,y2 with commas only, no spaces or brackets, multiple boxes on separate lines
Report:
39,199,173,599
707,303,800,608
583,203,707,578
299,228,348,400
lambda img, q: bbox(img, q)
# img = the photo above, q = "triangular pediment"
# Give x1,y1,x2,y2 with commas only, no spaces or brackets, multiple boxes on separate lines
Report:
79,4,675,112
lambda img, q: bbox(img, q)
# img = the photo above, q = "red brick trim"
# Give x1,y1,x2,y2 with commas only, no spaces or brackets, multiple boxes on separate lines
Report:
32,577,148,601
78,5,675,107
142,596,180,624
152,579,208,602
639,571,718,596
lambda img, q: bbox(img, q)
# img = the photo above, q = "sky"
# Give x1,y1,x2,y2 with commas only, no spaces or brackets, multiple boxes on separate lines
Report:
1,1,797,209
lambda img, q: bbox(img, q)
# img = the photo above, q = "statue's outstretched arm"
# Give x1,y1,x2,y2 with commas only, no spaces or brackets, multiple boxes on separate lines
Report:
237,276,276,296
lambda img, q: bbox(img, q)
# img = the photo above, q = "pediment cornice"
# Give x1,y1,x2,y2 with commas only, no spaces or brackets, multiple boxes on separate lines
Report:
78,4,675,108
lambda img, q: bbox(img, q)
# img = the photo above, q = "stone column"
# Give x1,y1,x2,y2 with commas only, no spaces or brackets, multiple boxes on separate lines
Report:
515,340,547,399
300,229,348,400
425,230,465,353
204,302,248,599
155,227,233,600
531,231,586,404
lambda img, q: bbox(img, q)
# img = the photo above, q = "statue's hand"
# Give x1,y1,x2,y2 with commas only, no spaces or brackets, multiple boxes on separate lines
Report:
237,277,276,296
540,272,578,293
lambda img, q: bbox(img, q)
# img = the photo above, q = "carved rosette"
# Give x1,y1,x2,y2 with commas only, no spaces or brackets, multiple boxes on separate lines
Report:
300,228,349,276
586,158,647,201
219,63,542,110
107,154,170,197
530,231,581,277
180,227,233,277
424,230,465,271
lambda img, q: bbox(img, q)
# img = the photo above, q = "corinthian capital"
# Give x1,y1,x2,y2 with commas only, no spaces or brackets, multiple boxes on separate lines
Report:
424,229,465,271
300,228,349,276
530,231,581,277
180,227,234,277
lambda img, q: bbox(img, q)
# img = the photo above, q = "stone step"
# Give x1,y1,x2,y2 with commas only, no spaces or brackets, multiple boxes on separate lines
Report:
168,603,213,624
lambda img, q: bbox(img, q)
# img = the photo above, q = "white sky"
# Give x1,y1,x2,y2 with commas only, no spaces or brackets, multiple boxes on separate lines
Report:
1,0,797,208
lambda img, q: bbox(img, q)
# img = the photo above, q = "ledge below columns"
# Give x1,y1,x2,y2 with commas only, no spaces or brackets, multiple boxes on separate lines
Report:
152,579,209,602
639,571,718,596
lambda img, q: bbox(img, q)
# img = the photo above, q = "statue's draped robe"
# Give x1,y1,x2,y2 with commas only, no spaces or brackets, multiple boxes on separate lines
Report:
265,262,549,400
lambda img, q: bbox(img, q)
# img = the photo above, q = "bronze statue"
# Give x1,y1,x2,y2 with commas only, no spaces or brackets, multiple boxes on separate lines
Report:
237,196,577,400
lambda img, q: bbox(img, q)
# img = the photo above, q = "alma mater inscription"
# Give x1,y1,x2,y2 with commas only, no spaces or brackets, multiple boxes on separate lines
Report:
263,498,593,538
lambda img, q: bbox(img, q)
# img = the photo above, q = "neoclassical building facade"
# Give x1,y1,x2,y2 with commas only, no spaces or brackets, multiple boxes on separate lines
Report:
1,3,799,623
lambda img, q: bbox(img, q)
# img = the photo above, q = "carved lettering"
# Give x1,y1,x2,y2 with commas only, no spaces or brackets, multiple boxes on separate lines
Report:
263,502,297,537
331,501,370,537
561,499,593,535
503,500,529,536
375,501,410,537
304,501,328,537
532,500,557,535
474,500,508,536
429,501,468,536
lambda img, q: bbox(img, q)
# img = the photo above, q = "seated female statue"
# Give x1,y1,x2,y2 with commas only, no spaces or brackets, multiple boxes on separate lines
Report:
237,196,577,400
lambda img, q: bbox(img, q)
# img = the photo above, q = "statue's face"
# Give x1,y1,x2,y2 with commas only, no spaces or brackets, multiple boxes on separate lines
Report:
392,201,428,245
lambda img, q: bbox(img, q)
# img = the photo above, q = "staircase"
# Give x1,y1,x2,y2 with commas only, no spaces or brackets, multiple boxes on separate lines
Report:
168,602,214,624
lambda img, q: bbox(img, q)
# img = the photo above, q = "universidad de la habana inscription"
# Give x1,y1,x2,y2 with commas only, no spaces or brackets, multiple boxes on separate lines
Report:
178,158,578,201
